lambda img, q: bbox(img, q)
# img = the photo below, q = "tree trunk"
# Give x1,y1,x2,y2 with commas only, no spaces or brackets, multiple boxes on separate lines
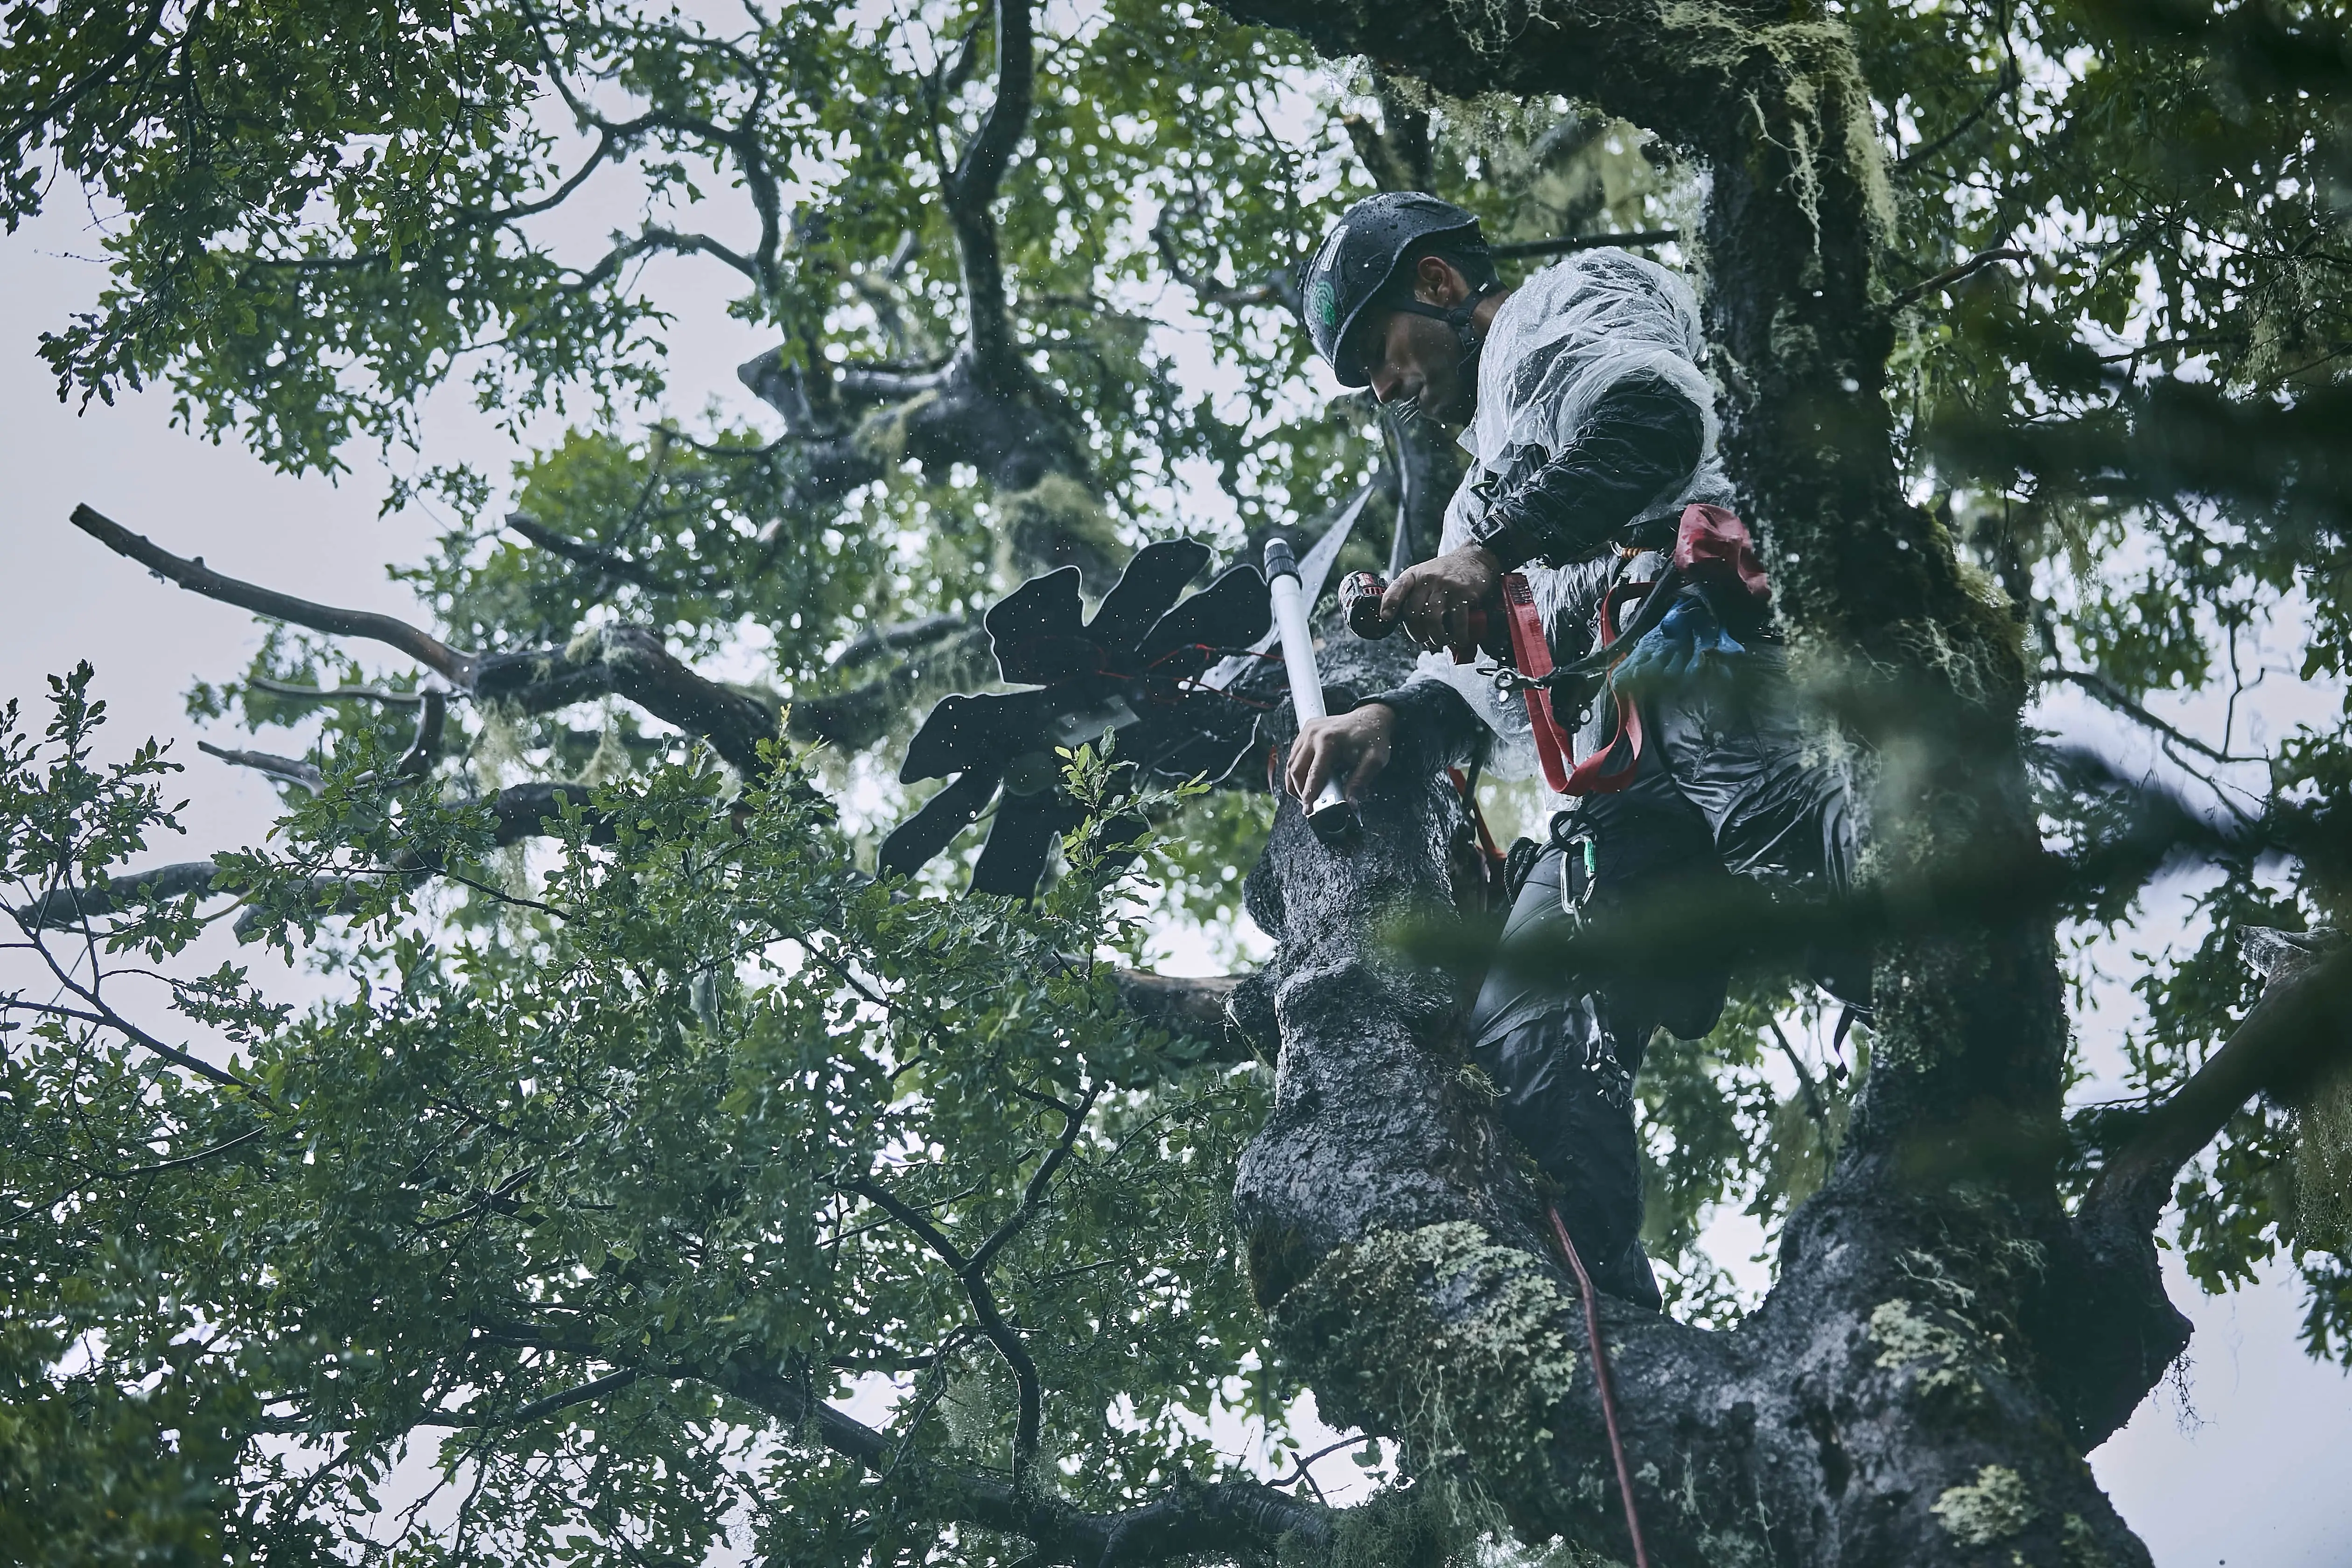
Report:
1239,747,2167,1564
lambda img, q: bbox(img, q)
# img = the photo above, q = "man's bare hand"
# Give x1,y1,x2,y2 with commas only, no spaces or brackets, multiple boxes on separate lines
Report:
1378,543,1503,655
1288,703,1397,805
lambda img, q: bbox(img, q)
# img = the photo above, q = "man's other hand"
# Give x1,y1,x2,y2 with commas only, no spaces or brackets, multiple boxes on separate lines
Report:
1288,703,1398,805
1378,544,1503,654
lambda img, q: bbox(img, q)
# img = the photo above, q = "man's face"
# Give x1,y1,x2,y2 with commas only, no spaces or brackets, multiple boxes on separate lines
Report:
1346,256,1479,425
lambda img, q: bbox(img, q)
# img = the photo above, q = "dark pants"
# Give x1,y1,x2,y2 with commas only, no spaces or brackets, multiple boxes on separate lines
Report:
1466,648,1860,1310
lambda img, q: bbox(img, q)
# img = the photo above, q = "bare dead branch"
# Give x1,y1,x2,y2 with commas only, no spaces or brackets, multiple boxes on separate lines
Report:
72,504,471,681
1892,245,2030,307
196,742,325,793
2051,666,2254,766
248,677,426,707
74,507,781,774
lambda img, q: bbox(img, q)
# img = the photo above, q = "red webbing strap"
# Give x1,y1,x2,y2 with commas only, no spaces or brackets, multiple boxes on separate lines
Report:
1499,574,1575,792
1561,696,1643,797
1547,1204,1652,1568
1561,577,1649,797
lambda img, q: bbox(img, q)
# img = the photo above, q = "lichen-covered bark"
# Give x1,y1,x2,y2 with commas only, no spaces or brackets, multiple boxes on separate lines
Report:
1211,5,2201,1560
1240,753,2157,1564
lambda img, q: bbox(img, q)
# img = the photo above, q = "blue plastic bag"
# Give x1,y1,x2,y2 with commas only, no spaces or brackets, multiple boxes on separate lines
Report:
1610,595,1745,696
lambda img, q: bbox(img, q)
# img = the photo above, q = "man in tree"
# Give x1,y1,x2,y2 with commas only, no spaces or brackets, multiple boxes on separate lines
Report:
1286,192,1861,1305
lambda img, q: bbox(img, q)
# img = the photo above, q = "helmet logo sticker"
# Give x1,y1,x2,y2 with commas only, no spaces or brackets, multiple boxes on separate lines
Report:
1310,278,1337,328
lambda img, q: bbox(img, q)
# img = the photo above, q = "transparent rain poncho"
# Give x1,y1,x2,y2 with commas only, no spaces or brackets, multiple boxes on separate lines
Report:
1402,248,1735,784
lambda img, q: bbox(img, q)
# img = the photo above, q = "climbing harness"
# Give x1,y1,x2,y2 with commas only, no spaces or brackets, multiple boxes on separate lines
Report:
1488,504,1772,797
1545,1204,1652,1568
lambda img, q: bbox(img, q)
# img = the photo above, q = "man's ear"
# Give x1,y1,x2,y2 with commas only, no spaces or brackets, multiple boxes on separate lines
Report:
1414,254,1467,307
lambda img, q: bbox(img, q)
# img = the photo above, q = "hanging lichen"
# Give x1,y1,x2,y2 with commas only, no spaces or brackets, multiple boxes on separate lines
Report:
2294,1059,2352,1253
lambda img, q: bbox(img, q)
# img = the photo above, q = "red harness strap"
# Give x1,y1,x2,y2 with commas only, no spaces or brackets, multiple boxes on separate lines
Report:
1561,580,1648,797
1498,572,1645,797
1496,504,1770,799
1497,574,1575,792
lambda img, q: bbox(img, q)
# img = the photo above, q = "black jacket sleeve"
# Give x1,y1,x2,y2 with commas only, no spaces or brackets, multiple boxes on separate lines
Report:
1466,370,1704,570
1357,676,1484,771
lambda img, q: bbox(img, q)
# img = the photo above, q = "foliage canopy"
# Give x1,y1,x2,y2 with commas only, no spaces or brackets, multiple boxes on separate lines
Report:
4,0,2349,1560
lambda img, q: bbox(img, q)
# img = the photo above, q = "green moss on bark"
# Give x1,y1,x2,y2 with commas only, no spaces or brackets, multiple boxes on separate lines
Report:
1270,1221,1584,1520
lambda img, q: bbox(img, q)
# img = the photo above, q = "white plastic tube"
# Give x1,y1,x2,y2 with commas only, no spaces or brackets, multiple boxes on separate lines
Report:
1264,539,1358,840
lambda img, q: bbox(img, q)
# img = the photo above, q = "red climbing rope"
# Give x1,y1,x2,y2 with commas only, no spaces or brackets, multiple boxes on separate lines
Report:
1546,1204,1652,1568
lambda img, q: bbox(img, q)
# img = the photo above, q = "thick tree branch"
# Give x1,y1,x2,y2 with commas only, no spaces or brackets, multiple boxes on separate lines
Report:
1339,75,1435,194
9,861,224,929
949,0,1034,232
1109,970,1256,1064
247,677,426,707
945,0,1036,385
398,690,450,780
474,629,781,775
505,512,667,589
834,363,955,405
488,1368,641,1428
2086,940,2352,1232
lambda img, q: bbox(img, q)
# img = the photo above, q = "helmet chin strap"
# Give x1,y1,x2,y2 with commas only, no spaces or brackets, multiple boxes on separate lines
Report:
1393,280,1505,360
1393,282,1504,412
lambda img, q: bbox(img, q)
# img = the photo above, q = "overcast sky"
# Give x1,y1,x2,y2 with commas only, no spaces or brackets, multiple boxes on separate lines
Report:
4,182,2347,1563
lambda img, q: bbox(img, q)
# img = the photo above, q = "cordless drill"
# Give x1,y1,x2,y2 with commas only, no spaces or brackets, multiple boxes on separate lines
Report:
1339,570,1500,663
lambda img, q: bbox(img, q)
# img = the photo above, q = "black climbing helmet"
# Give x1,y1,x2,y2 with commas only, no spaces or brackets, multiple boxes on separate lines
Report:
1300,192,1497,386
